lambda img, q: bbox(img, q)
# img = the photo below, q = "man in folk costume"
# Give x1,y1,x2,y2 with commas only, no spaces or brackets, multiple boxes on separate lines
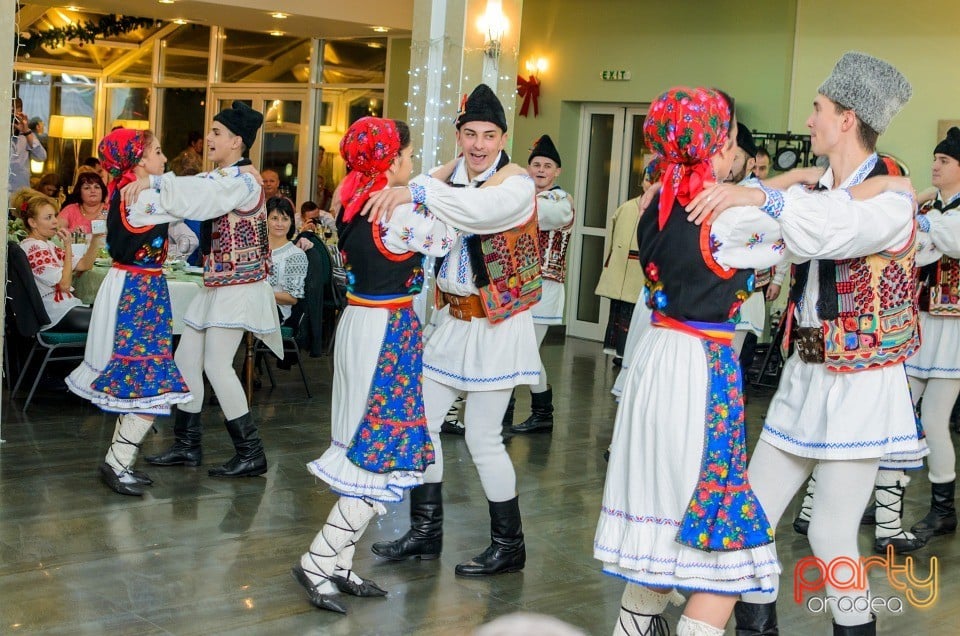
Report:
510,134,574,434
364,84,539,576
888,127,960,548
136,101,283,478
697,53,923,635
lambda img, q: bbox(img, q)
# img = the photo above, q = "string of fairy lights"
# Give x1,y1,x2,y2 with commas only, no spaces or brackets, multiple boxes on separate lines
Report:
405,35,519,172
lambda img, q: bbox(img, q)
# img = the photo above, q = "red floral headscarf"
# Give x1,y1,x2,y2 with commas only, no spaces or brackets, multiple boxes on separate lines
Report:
98,128,148,201
339,117,401,223
643,87,731,229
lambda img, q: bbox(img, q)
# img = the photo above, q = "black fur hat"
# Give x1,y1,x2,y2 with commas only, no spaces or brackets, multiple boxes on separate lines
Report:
213,100,264,152
935,127,960,163
456,84,507,133
528,134,561,166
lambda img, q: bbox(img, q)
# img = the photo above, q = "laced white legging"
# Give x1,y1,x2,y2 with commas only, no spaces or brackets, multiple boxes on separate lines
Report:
175,325,248,420
741,440,878,627
422,377,517,501
532,323,550,393
908,375,960,483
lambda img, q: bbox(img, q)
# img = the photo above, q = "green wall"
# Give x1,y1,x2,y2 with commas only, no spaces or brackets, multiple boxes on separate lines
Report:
790,0,959,183
386,37,412,119
514,0,799,190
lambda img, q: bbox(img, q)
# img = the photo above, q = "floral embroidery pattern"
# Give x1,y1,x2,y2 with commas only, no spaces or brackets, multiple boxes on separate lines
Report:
642,261,668,310
676,340,773,552
347,306,435,473
91,271,188,399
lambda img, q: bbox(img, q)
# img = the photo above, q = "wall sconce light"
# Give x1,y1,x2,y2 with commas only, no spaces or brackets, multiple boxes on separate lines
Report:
525,57,548,78
477,0,508,58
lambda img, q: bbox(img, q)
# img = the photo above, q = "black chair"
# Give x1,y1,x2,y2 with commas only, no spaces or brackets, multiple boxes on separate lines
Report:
294,233,345,355
5,242,87,412
256,314,311,397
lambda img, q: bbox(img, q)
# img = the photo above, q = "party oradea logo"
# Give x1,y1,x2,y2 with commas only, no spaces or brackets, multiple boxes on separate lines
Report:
793,545,938,614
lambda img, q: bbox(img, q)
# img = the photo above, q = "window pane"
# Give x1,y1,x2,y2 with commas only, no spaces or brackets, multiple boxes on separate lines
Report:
107,87,151,125
322,39,387,84
583,114,614,229
161,25,211,82
577,234,606,323
221,30,311,84
626,114,647,201
160,89,207,175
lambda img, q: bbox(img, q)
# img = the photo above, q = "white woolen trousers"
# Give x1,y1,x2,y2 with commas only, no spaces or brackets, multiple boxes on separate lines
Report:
908,375,960,483
421,377,517,502
741,439,879,627
532,323,550,394
175,325,248,420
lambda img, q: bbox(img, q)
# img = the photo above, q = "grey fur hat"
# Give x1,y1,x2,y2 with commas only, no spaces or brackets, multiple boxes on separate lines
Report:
817,51,912,134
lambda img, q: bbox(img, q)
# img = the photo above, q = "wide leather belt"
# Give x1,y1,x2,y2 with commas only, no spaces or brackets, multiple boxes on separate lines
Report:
793,326,825,364
440,292,486,322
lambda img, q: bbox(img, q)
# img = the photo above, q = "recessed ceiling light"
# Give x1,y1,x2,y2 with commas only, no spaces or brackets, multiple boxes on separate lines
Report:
271,12,288,19
65,5,81,10
371,26,389,33
172,18,188,24
158,0,175,4
367,42,384,49
269,30,285,37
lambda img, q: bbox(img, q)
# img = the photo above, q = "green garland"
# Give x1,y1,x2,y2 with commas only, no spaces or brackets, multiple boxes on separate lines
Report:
18,14,161,57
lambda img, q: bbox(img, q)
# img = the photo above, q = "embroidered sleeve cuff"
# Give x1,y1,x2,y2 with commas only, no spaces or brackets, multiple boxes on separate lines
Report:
149,175,164,191
758,185,784,219
410,182,426,205
917,215,932,233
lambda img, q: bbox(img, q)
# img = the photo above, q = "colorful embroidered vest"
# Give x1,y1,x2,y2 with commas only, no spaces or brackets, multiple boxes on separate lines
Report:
918,195,960,316
789,160,919,372
108,190,169,267
538,187,572,284
476,212,543,323
637,196,753,324
434,152,542,324
338,210,424,299
202,191,270,287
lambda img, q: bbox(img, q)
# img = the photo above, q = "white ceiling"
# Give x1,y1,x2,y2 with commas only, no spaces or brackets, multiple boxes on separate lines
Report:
21,0,414,39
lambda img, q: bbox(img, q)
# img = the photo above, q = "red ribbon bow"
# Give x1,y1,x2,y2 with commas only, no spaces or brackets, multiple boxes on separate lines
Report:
516,75,541,118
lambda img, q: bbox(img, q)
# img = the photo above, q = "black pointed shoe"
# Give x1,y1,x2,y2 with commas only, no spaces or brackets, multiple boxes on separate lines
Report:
330,572,388,597
291,564,347,614
99,463,144,497
127,469,153,486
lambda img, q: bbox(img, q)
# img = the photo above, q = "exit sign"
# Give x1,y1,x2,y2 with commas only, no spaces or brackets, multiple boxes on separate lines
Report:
601,70,631,81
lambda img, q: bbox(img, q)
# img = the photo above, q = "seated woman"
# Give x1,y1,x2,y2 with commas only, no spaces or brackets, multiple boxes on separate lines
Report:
266,196,308,326
58,172,109,235
14,189,103,332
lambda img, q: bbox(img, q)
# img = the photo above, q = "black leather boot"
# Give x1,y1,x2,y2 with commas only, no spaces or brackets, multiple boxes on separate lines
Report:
734,600,778,635
911,480,957,541
208,413,267,477
501,391,516,427
833,614,876,635
455,496,525,576
510,386,554,434
371,483,443,560
145,409,203,466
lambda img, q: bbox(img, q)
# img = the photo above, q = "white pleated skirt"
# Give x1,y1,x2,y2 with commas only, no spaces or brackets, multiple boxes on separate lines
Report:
594,326,780,594
531,280,565,325
182,280,282,357
905,312,960,379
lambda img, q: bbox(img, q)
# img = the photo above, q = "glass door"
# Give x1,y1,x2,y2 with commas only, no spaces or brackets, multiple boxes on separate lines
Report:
566,105,648,341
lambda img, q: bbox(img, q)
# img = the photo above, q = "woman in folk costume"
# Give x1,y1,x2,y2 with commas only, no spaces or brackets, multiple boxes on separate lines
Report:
66,129,192,497
594,87,788,636
291,117,458,614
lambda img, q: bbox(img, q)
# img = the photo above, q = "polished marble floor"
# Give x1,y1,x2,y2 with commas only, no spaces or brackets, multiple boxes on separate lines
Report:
0,334,956,635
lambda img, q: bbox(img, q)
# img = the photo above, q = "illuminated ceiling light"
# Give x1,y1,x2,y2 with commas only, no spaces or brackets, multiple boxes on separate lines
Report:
367,42,384,49
65,5,81,10
371,26,389,33
271,12,288,19
172,18,188,24
269,30,285,37
158,0,175,4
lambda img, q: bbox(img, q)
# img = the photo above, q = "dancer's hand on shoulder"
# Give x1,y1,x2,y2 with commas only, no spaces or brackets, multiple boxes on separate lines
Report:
430,157,460,183
685,183,765,225
240,165,263,186
483,163,526,188
122,177,152,208
362,186,412,224
639,182,662,212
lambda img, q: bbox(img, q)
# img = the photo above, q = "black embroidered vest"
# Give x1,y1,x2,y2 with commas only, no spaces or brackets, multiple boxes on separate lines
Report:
108,189,169,267
636,195,752,323
338,213,423,298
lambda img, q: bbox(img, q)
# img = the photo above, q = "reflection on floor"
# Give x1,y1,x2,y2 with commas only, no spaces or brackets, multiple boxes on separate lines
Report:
0,335,953,634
